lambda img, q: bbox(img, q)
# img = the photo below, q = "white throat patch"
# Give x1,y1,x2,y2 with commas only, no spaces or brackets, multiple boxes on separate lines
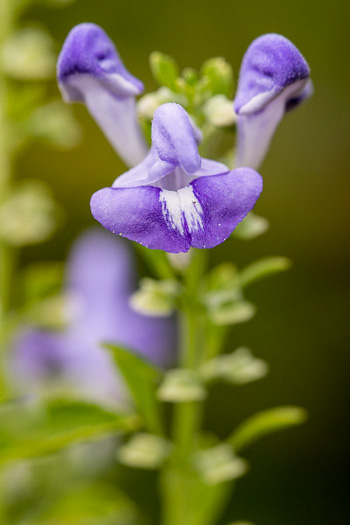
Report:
159,186,204,236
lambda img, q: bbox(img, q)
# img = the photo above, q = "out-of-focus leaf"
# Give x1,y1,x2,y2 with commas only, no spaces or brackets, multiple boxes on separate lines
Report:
201,347,268,385
150,51,180,91
232,212,269,240
0,179,62,246
134,243,175,279
0,398,136,464
105,344,163,434
239,257,292,288
22,262,64,303
200,57,234,98
1,27,56,80
194,444,248,485
27,100,81,149
129,278,180,317
228,406,308,453
32,483,139,525
118,433,172,469
158,369,206,402
161,463,231,525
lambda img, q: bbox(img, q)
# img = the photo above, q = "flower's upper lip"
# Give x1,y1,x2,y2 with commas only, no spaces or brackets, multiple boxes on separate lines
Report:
234,33,310,116
57,23,143,101
57,23,148,167
233,33,312,170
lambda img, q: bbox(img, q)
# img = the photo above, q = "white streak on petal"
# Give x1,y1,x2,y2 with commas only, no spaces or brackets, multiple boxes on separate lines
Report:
160,190,184,234
160,186,204,236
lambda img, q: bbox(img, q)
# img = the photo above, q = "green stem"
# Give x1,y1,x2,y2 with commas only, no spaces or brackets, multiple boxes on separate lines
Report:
161,250,208,525
0,0,14,400
174,249,207,452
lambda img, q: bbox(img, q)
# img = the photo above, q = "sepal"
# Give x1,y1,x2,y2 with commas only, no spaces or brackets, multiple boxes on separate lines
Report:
118,433,172,469
201,347,268,385
194,444,248,485
129,278,180,317
158,369,206,402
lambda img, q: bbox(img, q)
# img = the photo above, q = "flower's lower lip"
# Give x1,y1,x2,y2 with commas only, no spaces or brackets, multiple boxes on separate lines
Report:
91,168,263,253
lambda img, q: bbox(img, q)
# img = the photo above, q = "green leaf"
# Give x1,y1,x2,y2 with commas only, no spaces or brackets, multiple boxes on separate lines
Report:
104,344,163,434
228,406,308,453
239,257,292,288
150,51,180,91
232,212,269,240
200,57,234,97
0,398,136,464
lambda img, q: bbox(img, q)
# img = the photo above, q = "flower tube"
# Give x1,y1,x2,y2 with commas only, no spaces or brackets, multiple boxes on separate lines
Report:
57,23,148,167
234,33,312,169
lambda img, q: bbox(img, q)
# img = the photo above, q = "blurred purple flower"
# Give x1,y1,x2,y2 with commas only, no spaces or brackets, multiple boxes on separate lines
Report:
90,103,262,253
57,23,148,167
234,33,312,169
11,229,175,405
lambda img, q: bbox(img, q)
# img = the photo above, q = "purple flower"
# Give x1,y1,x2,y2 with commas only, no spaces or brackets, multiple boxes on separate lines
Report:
11,229,175,405
57,23,148,167
234,34,312,169
90,103,263,253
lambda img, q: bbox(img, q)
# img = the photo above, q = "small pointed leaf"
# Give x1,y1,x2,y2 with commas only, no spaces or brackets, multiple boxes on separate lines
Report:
239,257,292,288
228,406,308,453
150,52,180,91
105,344,163,434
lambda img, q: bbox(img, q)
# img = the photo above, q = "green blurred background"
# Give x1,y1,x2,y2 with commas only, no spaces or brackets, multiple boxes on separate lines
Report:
17,0,350,523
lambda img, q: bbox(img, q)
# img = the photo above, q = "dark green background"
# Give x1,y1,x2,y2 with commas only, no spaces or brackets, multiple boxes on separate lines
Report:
19,0,350,523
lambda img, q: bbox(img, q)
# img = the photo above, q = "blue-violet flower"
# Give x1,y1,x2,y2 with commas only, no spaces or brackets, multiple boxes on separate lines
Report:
234,33,312,169
57,23,148,167
11,229,175,405
90,103,262,253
